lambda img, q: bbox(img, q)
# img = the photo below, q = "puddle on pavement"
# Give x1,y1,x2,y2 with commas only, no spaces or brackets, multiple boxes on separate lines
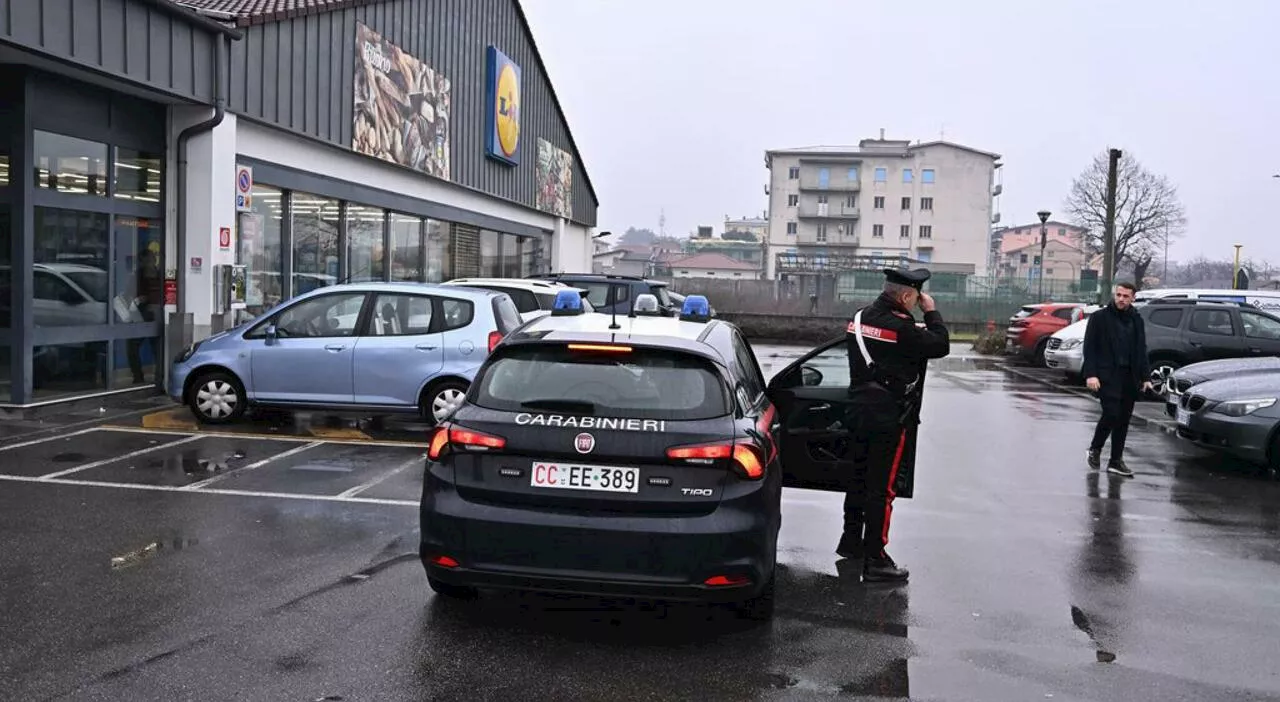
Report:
109,536,200,571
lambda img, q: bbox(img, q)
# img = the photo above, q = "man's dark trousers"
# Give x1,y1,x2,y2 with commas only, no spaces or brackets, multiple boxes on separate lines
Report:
843,404,907,557
1091,381,1138,462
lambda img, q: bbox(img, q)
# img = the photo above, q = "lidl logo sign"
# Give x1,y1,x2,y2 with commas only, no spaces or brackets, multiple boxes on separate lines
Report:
484,46,521,165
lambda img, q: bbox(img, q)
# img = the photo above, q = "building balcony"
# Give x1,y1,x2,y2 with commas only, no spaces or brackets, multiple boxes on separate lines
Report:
797,203,861,219
798,174,861,192
794,234,859,247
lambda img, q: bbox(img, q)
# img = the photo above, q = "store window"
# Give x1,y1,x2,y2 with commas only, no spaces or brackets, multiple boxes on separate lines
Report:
33,208,110,326
501,233,520,278
346,204,385,283
1,205,10,331
520,235,547,277
240,184,284,320
113,147,163,203
389,213,423,282
33,340,109,400
112,216,162,388
479,230,501,277
425,219,450,282
34,131,108,196
291,192,339,295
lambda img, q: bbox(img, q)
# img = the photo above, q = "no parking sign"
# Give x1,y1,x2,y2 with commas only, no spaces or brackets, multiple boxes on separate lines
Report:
235,165,253,212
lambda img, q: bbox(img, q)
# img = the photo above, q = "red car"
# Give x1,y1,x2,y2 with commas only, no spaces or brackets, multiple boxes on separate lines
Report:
1005,303,1086,365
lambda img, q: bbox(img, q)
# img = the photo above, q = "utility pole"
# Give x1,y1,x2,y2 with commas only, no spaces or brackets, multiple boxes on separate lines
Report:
1101,148,1121,301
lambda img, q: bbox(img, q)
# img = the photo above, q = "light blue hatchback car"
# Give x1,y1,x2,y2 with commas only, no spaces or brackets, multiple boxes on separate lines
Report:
169,282,524,426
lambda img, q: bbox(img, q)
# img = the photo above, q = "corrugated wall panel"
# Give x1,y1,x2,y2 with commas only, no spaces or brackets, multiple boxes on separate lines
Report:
227,0,597,227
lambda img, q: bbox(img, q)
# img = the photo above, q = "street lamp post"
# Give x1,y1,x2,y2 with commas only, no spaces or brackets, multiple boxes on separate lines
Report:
1037,210,1051,301
1234,243,1244,289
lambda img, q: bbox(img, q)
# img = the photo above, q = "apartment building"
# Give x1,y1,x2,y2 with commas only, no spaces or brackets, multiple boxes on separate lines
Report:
993,222,1090,283
764,136,1001,279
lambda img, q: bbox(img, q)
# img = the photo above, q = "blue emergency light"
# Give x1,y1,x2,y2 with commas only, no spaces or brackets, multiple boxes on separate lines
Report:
679,294,712,322
552,289,585,316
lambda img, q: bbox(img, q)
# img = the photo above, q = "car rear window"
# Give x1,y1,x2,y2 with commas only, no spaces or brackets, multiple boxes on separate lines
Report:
472,345,731,421
1014,306,1039,319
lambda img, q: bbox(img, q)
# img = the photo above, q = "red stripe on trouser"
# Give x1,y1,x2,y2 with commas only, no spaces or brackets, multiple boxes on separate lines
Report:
881,429,908,546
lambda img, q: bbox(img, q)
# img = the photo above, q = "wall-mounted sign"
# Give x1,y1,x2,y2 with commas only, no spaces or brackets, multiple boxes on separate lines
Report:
353,22,452,180
163,279,177,306
484,46,521,166
235,165,253,211
190,257,203,273
536,138,573,219
218,227,232,251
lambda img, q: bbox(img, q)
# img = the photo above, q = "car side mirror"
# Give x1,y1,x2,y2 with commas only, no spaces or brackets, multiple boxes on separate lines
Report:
801,365,823,387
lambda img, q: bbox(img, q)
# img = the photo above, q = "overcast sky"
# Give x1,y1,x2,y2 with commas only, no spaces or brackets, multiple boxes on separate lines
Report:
521,0,1280,265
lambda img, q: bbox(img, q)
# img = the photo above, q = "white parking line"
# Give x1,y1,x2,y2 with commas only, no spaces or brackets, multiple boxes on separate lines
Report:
37,435,206,480
0,474,418,507
98,425,427,449
337,454,424,498
0,427,102,452
180,441,324,491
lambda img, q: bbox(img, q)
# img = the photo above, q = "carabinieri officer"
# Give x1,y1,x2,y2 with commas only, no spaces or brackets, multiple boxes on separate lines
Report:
839,267,950,582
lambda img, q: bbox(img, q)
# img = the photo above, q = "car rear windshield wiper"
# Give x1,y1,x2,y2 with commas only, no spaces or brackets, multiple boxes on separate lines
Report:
520,399,597,413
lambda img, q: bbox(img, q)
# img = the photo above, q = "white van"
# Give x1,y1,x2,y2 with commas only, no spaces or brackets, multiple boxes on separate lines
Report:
1135,288,1280,312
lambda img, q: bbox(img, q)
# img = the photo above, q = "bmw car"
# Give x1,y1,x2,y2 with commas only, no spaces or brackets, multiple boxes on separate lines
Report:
419,292,801,618
1162,357,1280,417
1174,372,1280,471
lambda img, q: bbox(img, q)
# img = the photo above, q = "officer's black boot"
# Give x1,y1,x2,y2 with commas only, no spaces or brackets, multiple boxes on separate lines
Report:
836,530,863,559
864,551,909,583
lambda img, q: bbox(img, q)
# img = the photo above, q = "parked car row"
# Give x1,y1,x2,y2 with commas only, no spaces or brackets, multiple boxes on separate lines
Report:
1166,357,1280,473
169,273,708,426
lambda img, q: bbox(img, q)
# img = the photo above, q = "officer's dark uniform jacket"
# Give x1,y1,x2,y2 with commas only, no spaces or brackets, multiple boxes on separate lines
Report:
845,292,951,498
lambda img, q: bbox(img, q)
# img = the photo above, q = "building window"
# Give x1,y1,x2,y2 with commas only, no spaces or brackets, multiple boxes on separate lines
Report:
1047,250,1056,258
1020,253,1028,263
818,168,830,188
241,184,284,317
113,147,163,203
346,204,386,282
680,270,688,275
816,224,828,242
787,194,798,207
1058,228,1066,236
1046,268,1055,276
34,131,108,197
874,167,886,182
847,167,858,181
479,229,501,277
874,196,885,209
846,195,857,207
921,197,933,210
786,221,797,235
919,225,932,239
389,213,423,282
901,197,911,210
501,233,522,278
788,167,799,179
922,169,935,184
817,195,828,204
903,168,913,183
872,224,884,238
33,208,110,326
900,225,910,238
290,192,341,294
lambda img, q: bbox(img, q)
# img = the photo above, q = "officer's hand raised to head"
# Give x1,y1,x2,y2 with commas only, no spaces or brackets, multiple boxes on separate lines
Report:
917,293,937,313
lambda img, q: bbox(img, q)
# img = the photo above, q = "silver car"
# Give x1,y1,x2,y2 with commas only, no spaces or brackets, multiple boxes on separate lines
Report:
1174,371,1280,470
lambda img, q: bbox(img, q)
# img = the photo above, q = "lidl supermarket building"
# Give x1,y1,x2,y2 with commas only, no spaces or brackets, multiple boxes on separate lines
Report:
0,0,599,408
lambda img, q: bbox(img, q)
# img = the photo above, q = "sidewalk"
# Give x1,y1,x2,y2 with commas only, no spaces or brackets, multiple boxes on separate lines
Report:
0,390,174,447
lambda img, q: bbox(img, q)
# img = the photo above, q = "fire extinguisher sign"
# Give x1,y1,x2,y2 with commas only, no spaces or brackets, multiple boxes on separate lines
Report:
235,165,253,212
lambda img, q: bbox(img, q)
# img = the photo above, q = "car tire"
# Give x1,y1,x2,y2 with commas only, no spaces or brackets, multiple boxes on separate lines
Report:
1148,358,1183,399
1033,339,1050,367
732,571,776,622
428,576,478,600
187,370,247,424
420,379,469,427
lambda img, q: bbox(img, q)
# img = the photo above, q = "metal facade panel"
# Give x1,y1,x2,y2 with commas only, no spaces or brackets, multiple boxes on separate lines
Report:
226,0,598,226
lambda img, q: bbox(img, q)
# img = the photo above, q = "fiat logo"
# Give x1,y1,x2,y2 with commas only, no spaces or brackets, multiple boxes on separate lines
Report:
574,432,595,454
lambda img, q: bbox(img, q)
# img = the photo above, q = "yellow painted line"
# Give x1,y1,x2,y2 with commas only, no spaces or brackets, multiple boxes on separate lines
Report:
97,425,425,448
306,426,373,441
141,408,198,430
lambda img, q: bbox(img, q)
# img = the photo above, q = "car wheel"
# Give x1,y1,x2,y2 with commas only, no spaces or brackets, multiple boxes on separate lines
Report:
428,576,478,600
1033,339,1050,367
420,380,469,427
1148,359,1182,397
731,571,776,622
187,370,246,424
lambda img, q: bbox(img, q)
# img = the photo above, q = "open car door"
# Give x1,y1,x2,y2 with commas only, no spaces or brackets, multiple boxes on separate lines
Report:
765,336,920,498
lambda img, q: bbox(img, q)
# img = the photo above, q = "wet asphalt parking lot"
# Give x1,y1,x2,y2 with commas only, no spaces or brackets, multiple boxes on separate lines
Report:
3,345,1280,701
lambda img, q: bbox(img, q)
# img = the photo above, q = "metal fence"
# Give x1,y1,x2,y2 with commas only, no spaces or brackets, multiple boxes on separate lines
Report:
662,274,1099,326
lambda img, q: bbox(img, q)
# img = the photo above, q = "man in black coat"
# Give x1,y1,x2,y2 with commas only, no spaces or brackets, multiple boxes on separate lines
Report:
1081,282,1152,478
841,268,951,582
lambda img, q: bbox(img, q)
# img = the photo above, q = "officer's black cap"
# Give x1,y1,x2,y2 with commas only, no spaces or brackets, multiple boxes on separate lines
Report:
883,267,931,291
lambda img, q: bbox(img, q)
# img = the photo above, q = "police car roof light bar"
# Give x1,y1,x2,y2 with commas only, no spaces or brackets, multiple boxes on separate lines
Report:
679,294,712,322
552,289,585,316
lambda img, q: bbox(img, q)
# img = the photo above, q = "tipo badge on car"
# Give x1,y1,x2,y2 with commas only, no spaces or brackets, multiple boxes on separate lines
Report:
574,432,595,454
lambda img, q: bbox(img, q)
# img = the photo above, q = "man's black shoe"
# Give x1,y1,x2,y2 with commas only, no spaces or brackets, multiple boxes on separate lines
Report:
1107,460,1134,478
1087,448,1101,469
836,532,863,559
863,553,909,582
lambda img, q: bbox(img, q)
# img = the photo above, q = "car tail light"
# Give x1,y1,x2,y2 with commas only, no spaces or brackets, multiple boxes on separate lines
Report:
704,574,751,587
450,427,506,450
427,426,450,461
431,555,459,568
488,330,503,353
667,441,765,480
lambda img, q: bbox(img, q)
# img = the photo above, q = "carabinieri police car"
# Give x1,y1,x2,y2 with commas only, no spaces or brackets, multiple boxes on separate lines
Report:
419,290,796,618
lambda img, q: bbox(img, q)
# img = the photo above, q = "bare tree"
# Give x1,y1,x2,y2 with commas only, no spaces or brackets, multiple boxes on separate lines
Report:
1065,151,1187,279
